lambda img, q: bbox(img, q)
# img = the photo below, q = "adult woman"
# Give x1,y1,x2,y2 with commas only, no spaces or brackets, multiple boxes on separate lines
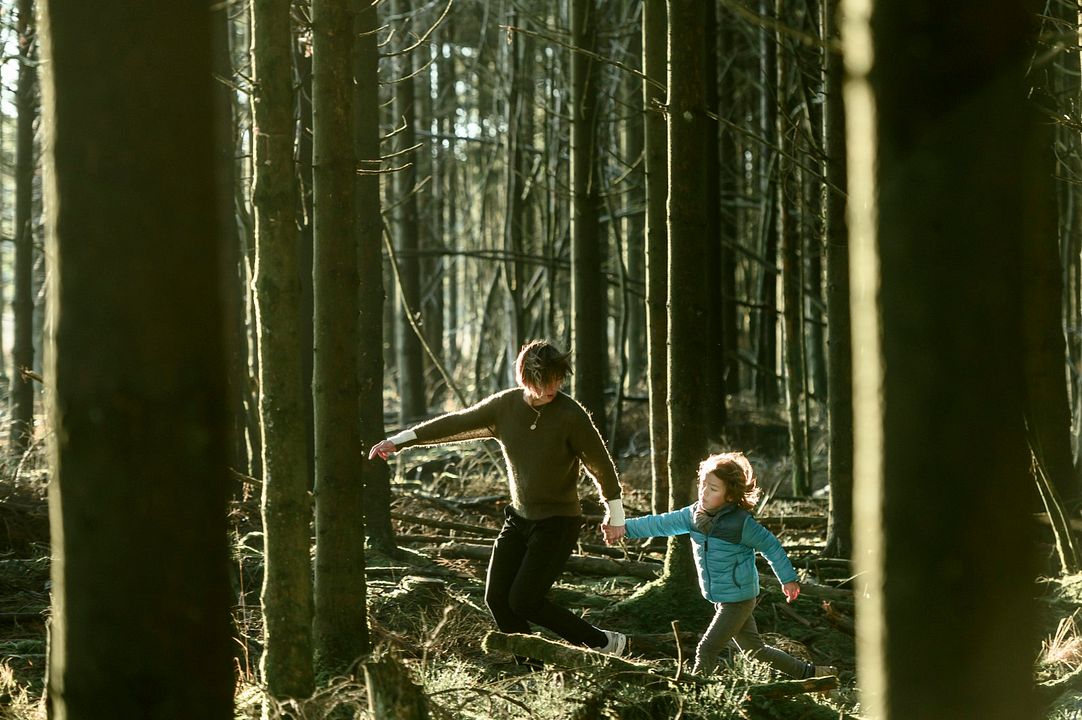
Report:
369,339,627,656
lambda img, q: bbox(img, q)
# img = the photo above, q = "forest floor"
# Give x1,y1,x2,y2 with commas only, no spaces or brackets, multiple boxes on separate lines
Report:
1,404,1081,718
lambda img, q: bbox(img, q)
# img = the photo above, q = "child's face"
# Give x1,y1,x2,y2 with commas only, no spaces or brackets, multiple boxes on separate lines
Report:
698,472,727,512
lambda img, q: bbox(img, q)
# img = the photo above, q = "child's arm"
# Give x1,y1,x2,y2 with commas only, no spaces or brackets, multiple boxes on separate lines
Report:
740,517,799,586
623,505,696,540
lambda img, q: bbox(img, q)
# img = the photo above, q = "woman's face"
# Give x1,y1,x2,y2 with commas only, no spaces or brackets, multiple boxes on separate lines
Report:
524,379,563,406
698,472,728,512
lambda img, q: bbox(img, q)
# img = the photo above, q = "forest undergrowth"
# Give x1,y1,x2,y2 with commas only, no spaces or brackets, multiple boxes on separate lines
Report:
1,412,1081,719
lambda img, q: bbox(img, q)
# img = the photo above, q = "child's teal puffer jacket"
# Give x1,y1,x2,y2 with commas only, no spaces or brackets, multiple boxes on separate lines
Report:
624,503,798,603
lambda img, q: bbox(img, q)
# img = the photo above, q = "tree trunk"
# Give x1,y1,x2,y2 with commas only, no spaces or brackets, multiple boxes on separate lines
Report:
356,0,394,556
776,7,809,496
664,0,711,583
363,654,430,720
717,3,741,403
754,0,780,407
212,0,252,488
642,0,669,514
624,20,646,393
821,0,852,558
502,6,530,358
846,1,1041,716
393,0,427,423
701,0,726,437
9,0,37,456
251,0,315,701
1021,142,1080,507
571,0,609,426
40,2,233,715
312,0,369,678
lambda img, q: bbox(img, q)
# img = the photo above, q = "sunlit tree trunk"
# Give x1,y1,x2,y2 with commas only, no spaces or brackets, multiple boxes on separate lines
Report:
251,0,315,702
846,0,1040,715
643,0,669,514
40,1,233,715
312,0,368,678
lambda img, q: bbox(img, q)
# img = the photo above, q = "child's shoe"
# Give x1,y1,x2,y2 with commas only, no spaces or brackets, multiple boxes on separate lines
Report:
597,630,628,657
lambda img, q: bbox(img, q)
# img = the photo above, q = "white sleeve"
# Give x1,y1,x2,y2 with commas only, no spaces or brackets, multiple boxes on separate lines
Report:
387,429,417,446
605,498,625,526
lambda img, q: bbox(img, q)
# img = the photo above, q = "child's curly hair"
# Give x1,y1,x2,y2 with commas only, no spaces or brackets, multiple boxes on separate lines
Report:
698,452,761,512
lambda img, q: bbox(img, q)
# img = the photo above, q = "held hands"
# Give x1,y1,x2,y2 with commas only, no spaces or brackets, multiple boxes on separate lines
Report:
368,439,398,461
782,581,801,603
601,523,626,546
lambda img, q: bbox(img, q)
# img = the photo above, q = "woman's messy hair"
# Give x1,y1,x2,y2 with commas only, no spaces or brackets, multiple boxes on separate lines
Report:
515,339,573,390
698,451,761,512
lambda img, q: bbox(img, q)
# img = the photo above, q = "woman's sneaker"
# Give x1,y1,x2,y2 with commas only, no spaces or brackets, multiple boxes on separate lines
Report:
598,630,628,657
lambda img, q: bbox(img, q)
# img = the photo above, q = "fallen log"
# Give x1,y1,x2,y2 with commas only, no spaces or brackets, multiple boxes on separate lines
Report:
434,544,660,580
758,573,853,602
482,631,650,675
398,531,644,563
745,675,838,699
483,632,840,700
391,512,499,537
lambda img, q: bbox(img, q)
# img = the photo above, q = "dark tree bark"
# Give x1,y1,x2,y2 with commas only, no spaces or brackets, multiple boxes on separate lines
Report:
821,0,852,559
251,0,315,701
847,1,1041,716
642,0,669,514
40,2,233,716
776,5,809,495
502,5,531,357
356,0,394,556
1021,141,1080,507
571,0,609,426
312,0,369,677
296,23,317,490
9,0,37,456
212,0,252,487
754,0,780,407
717,3,741,404
392,0,426,423
701,0,726,437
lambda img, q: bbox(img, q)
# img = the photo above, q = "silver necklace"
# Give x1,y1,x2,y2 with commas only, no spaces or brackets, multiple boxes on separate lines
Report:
528,403,541,430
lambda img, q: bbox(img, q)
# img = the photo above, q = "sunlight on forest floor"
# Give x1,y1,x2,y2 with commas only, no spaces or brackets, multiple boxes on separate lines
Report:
1,418,1081,718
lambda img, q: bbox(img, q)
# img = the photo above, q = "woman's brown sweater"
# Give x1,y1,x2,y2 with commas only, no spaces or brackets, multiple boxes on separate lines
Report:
397,388,622,519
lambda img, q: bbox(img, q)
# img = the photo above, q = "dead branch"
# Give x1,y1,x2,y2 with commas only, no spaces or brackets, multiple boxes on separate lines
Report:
821,601,855,635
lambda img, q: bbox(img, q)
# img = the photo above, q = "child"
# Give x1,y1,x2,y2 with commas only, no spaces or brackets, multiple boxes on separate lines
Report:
603,452,834,678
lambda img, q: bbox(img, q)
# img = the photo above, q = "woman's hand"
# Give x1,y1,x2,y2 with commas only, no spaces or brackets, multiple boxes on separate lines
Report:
601,523,626,546
368,439,398,461
782,581,801,603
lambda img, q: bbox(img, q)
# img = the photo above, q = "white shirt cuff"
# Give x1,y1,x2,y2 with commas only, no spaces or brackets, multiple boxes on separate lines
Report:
387,429,416,446
605,498,625,526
